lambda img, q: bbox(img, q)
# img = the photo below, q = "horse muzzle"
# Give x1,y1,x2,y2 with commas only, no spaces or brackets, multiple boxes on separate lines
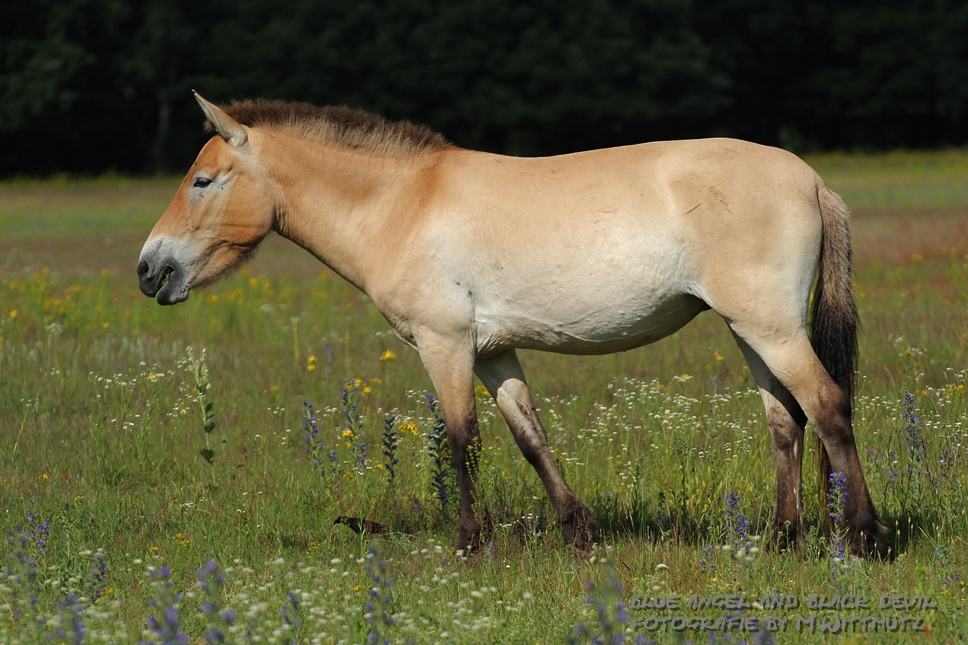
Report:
137,257,191,305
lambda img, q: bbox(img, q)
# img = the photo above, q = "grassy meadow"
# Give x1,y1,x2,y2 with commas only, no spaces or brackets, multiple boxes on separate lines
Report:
1,151,967,644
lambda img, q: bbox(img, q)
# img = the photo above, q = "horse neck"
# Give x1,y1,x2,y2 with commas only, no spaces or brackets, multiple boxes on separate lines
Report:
262,134,431,291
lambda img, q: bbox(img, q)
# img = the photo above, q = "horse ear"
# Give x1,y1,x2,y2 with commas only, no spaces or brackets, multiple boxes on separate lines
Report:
193,91,248,149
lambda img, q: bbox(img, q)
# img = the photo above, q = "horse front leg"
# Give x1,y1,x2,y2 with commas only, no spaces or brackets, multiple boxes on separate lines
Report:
475,350,595,552
417,335,488,553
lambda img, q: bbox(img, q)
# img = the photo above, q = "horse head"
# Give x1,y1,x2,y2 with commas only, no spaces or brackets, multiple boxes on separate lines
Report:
138,92,276,304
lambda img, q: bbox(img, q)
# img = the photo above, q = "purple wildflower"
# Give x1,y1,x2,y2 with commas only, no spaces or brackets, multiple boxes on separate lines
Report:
381,414,399,484
902,393,925,463
140,565,187,645
569,569,651,645
364,546,395,645
56,593,87,645
197,560,234,644
85,550,108,602
827,471,848,579
425,394,454,510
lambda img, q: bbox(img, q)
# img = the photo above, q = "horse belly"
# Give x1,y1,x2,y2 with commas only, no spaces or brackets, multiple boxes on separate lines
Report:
475,286,709,356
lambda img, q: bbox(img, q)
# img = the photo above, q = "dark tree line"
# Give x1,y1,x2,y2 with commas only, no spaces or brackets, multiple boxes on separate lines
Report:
2,0,966,176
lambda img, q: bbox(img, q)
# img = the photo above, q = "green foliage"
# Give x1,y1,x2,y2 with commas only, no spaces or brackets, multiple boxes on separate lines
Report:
2,0,968,176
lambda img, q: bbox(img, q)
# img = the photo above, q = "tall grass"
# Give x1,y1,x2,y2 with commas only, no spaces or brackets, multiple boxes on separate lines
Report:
1,154,967,643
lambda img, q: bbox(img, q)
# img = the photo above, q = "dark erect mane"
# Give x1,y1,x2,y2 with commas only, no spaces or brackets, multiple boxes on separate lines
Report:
208,99,451,157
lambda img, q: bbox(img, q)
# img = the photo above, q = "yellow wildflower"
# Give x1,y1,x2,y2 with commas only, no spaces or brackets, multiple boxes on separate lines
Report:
40,473,49,480
342,429,355,438
9,310,17,319
306,355,318,372
401,421,419,436
379,350,397,362
475,385,490,396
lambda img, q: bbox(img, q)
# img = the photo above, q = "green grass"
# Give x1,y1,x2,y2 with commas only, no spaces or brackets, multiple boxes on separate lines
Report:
806,148,968,210
1,152,967,643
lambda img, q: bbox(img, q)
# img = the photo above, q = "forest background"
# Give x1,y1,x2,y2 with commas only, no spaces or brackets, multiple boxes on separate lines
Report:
2,0,968,178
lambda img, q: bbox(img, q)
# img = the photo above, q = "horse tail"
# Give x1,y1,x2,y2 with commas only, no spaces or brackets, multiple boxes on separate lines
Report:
810,181,859,516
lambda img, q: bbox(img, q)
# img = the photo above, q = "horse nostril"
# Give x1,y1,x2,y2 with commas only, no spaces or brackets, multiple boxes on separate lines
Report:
137,260,149,278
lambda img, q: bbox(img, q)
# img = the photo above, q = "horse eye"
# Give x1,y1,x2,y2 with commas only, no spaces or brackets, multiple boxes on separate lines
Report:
193,177,213,188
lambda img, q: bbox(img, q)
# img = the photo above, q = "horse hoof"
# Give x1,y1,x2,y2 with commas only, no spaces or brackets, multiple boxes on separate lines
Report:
849,521,887,559
455,516,493,555
562,504,597,553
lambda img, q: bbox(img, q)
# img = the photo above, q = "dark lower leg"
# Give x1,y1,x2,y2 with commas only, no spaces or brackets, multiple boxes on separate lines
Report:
476,351,594,550
763,394,808,548
448,417,490,553
810,385,884,555
503,400,594,549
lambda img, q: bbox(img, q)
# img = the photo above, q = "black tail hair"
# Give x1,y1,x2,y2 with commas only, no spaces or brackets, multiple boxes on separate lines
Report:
810,183,859,515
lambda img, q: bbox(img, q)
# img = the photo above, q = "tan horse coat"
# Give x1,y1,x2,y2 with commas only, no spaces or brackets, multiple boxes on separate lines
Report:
139,94,883,554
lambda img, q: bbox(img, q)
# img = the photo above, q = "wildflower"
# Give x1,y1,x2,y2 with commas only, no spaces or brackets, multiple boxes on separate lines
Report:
570,568,652,645
197,560,235,644
25,507,50,554
364,546,396,645
827,471,849,579
279,591,302,635
902,392,925,463
401,420,419,436
723,492,756,577
426,394,455,510
382,414,399,484
85,550,108,602
9,310,17,318
4,528,42,626
55,594,86,645
342,380,367,473
306,355,318,371
379,350,397,362
144,565,187,645
304,401,337,480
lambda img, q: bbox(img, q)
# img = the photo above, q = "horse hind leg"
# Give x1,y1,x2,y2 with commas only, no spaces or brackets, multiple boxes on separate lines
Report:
732,333,808,549
474,350,595,552
729,326,883,556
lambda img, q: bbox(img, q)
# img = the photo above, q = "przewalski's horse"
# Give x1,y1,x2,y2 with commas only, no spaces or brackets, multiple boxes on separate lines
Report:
139,92,884,555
